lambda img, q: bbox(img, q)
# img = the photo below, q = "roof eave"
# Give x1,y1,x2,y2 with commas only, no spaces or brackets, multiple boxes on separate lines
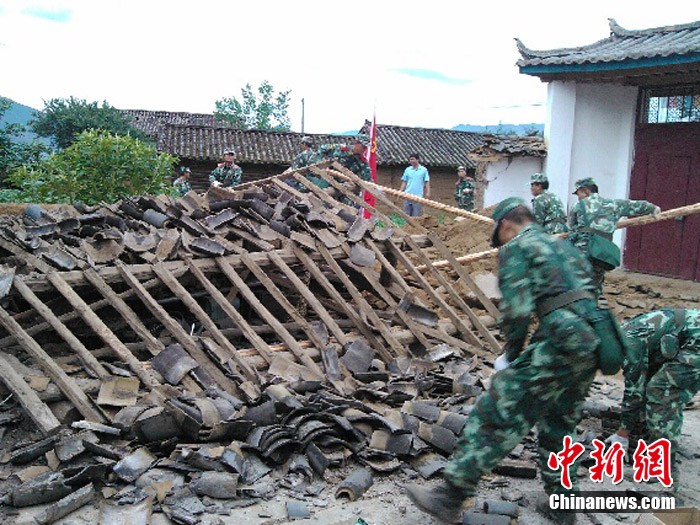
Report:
519,52,700,77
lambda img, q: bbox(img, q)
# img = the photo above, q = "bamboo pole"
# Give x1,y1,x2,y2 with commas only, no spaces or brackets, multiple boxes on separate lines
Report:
324,167,494,224
417,201,700,271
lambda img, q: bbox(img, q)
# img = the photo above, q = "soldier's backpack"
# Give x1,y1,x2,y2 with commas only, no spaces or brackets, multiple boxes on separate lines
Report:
538,290,628,375
578,204,621,270
588,307,629,375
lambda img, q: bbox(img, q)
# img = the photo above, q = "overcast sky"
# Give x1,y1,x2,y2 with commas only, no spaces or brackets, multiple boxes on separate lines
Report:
1,1,698,133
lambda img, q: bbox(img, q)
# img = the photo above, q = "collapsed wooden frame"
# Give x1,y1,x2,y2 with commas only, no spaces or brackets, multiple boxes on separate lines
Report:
0,162,502,435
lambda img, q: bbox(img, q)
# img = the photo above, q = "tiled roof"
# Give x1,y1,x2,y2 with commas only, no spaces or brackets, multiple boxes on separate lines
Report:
516,19,700,68
158,124,486,168
467,134,546,158
370,125,484,168
120,109,229,138
158,125,352,164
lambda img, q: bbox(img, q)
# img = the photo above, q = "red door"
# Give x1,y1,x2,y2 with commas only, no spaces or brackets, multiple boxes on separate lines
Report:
625,123,700,281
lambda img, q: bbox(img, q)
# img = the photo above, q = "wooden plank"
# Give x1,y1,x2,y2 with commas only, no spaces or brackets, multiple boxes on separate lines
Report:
0,271,185,349
83,269,165,356
116,262,242,396
207,259,324,378
238,253,348,392
364,240,484,356
46,272,160,390
82,269,203,394
183,260,276,368
267,250,351,347
309,167,484,348
0,308,105,423
315,166,501,353
344,165,502,335
12,277,111,380
403,235,502,352
19,248,317,292
151,263,261,383
289,174,441,353
339,242,434,351
0,353,61,434
315,244,405,361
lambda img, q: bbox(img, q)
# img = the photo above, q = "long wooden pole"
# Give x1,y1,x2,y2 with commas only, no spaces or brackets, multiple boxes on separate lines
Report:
418,201,700,271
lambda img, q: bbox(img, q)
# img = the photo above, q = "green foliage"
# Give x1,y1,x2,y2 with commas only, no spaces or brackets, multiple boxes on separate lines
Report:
215,80,291,131
8,130,177,205
0,97,48,180
0,189,31,203
31,97,150,149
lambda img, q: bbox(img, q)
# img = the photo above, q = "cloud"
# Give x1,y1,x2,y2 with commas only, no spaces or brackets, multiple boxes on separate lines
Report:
393,68,471,86
21,6,71,23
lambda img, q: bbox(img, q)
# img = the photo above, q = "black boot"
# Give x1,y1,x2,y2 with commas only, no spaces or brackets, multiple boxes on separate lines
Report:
405,481,465,523
536,494,577,525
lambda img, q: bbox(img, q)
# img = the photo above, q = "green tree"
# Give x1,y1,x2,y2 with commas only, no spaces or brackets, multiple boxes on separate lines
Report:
0,97,48,180
215,80,291,131
31,97,150,149
8,130,177,205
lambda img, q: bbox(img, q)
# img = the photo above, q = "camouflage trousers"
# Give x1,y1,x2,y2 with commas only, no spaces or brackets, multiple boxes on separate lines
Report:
644,357,700,480
591,261,607,299
444,309,599,495
457,198,474,212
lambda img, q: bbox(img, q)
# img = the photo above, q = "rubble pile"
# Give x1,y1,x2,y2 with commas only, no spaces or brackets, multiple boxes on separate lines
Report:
0,163,504,521
0,348,526,522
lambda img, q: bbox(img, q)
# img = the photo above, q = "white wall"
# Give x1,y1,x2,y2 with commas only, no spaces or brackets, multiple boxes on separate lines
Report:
482,156,544,208
544,81,638,246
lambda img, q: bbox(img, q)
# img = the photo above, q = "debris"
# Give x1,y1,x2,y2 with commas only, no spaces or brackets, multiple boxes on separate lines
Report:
35,483,95,525
335,468,373,501
286,499,311,519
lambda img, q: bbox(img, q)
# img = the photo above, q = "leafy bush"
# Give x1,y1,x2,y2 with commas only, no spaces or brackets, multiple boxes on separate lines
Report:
31,97,151,149
8,130,177,205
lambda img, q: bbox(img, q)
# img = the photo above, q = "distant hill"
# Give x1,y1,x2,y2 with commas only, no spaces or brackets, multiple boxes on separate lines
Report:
452,123,544,135
0,98,48,145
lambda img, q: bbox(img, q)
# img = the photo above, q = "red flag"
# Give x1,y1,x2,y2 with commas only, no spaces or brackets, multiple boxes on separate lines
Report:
362,115,378,219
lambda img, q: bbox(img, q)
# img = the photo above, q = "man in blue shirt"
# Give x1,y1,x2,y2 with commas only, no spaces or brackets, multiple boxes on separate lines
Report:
399,153,430,216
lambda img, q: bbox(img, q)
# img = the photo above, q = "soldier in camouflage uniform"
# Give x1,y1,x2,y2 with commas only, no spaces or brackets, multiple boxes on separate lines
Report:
173,167,192,197
406,197,600,524
209,147,243,188
454,166,476,211
317,134,372,182
530,172,568,234
606,308,700,486
287,135,326,190
569,177,659,298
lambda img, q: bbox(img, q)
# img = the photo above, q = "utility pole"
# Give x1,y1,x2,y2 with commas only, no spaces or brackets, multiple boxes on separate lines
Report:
301,98,305,133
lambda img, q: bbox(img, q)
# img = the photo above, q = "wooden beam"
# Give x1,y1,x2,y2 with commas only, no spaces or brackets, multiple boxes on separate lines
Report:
46,272,160,390
316,244,405,361
116,262,242,396
207,258,324,378
152,263,261,384
12,277,111,380
0,353,61,434
267,250,351,347
0,307,105,423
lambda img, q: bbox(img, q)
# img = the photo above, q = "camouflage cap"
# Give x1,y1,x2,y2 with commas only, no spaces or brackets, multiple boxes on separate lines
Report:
180,166,191,174
572,177,596,194
457,166,467,172
530,172,548,184
354,133,370,147
300,135,314,146
490,197,529,248
223,147,236,155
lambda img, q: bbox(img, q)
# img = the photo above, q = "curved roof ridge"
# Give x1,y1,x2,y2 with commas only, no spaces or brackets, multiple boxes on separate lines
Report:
609,17,700,37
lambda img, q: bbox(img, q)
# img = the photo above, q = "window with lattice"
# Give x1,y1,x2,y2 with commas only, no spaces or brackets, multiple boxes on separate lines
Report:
641,86,700,124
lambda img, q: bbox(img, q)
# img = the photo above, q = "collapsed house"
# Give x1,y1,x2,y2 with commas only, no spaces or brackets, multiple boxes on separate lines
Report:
0,162,521,522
